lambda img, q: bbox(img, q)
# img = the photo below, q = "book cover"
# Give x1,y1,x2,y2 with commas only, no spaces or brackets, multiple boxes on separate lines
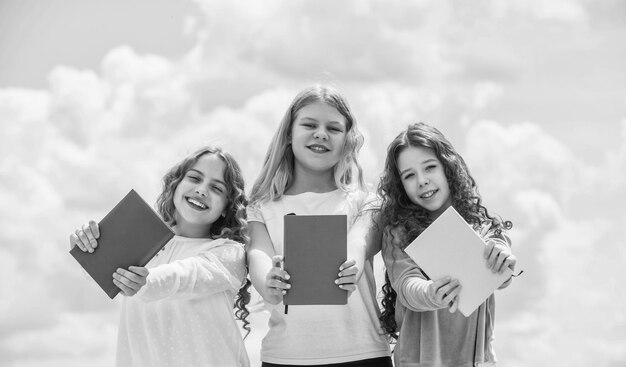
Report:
69,189,174,299
403,206,512,317
283,214,347,306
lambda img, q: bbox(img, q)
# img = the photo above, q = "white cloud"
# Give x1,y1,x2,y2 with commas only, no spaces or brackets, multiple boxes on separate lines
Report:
1,1,625,366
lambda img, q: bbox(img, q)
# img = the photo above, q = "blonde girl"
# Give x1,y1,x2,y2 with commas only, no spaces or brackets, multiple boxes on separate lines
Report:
378,123,516,367
70,146,251,367
247,85,392,366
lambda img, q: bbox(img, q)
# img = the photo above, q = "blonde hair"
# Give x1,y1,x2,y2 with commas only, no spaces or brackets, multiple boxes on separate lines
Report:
250,85,365,204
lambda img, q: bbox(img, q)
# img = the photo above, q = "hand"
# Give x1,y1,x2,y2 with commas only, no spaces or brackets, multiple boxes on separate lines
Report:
264,255,290,305
336,259,358,293
69,220,100,253
427,276,462,313
113,266,149,296
484,239,516,274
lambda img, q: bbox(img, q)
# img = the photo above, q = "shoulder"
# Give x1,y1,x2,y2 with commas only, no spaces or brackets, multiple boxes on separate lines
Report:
344,187,379,210
247,199,273,223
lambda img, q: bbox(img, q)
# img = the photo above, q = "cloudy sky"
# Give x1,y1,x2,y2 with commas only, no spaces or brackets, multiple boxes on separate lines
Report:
1,0,625,366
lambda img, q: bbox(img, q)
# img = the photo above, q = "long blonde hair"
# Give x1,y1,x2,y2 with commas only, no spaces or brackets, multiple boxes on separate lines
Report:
250,85,366,205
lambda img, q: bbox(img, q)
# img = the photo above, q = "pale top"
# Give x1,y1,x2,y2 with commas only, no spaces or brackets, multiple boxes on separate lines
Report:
248,189,391,365
116,236,250,367
382,228,512,367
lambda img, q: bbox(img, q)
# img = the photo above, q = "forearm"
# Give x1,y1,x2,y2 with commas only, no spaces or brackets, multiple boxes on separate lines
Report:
247,248,275,302
397,276,442,312
136,247,245,302
347,209,382,282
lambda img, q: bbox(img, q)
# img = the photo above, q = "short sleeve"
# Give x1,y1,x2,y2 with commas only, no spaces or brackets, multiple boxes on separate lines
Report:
247,203,265,224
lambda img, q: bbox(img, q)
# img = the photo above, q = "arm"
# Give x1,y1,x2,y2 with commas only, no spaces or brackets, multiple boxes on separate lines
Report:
336,195,383,291
382,229,460,312
135,241,246,302
247,221,290,304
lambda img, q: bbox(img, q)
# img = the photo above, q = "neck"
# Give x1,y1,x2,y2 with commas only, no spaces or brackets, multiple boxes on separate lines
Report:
429,202,452,221
285,165,337,195
172,221,212,239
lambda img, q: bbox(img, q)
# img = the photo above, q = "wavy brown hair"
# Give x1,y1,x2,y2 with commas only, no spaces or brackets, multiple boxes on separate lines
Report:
155,146,252,337
377,123,512,339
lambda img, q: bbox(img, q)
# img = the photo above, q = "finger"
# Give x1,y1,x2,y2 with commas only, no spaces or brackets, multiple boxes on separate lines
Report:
82,223,98,249
113,278,134,296
266,279,291,290
431,277,452,290
335,275,357,285
500,256,517,274
116,268,145,285
88,220,100,238
484,240,495,259
487,245,500,269
268,267,290,281
338,266,358,277
338,284,356,292
449,295,459,313
493,252,510,273
128,266,149,277
271,255,283,268
76,230,94,253
436,280,460,303
69,233,87,252
442,283,461,304
339,259,356,271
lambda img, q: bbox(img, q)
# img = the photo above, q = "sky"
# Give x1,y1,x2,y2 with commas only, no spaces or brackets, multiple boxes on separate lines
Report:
0,0,625,366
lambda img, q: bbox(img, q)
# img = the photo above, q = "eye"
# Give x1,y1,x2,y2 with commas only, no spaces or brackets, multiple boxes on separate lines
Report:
186,174,200,182
402,173,414,180
425,164,437,171
211,184,225,194
329,126,344,133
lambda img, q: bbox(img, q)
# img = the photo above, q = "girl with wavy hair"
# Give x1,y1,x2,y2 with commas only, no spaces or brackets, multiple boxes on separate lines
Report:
247,84,391,366
377,122,515,366
70,146,252,367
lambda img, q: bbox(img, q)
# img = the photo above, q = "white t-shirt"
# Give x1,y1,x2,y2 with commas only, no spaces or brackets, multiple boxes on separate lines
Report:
248,189,391,365
116,236,250,367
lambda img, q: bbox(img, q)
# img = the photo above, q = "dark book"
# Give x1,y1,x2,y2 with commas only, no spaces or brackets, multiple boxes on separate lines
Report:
283,214,347,306
69,189,174,299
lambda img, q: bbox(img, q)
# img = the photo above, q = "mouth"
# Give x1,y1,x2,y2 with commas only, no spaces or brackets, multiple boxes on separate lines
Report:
419,189,438,199
307,144,330,153
185,196,209,210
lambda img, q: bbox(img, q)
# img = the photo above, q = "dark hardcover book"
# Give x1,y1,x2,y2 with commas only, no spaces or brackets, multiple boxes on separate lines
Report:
69,189,174,299
283,214,347,306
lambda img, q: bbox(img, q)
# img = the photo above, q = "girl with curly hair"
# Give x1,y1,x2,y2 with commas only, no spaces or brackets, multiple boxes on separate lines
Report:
70,146,252,367
377,122,515,367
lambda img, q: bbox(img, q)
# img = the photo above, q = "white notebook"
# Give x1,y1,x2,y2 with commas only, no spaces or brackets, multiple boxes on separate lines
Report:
404,206,512,317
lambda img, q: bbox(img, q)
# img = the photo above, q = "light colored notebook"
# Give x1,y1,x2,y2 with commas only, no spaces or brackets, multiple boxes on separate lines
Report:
404,206,511,317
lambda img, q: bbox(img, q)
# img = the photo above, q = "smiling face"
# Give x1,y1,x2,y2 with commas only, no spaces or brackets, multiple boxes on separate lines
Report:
290,101,348,177
397,145,452,219
172,153,229,238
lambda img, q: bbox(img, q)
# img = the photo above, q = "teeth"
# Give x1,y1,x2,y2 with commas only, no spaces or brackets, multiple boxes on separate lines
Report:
309,145,328,152
187,198,207,209
420,190,436,199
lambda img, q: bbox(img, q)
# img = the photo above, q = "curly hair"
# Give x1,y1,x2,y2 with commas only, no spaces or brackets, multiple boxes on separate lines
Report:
377,123,512,339
155,146,252,338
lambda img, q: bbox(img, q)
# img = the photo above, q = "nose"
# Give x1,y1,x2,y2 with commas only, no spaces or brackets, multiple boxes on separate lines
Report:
418,174,429,187
195,186,208,197
313,128,328,140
